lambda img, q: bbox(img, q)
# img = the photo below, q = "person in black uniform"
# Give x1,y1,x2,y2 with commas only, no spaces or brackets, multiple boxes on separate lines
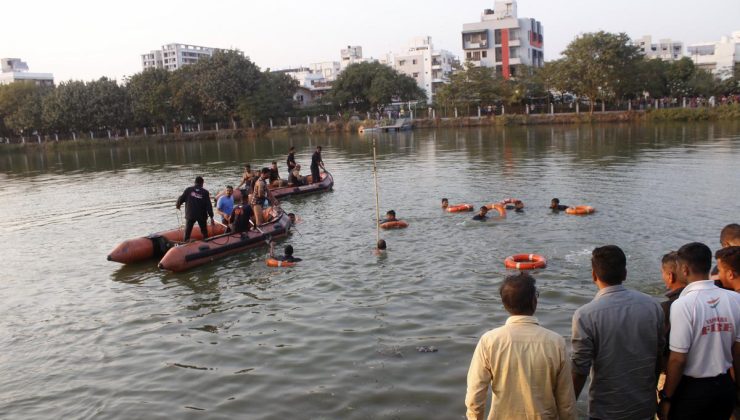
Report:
176,176,214,241
310,145,325,184
287,146,297,173
270,242,302,263
550,198,568,211
229,201,254,234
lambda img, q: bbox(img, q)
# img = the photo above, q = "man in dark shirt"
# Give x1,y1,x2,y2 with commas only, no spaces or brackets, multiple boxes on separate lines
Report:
176,176,214,241
270,242,302,263
659,251,687,359
550,198,568,211
472,206,489,221
380,210,397,224
229,202,254,234
269,161,284,187
287,146,297,173
310,145,325,184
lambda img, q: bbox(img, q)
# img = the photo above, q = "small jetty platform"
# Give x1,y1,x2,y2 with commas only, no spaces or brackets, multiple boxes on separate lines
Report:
359,118,413,134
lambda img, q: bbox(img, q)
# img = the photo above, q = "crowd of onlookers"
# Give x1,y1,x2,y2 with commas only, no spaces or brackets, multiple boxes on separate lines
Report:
466,223,740,420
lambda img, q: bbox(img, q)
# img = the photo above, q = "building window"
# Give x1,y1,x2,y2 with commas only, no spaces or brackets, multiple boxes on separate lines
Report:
413,72,419,78
412,59,417,65
466,52,472,59
495,29,502,45
495,47,502,62
482,51,488,58
399,60,406,66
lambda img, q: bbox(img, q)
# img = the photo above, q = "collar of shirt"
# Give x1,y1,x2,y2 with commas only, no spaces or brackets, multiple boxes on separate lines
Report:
505,315,539,326
679,280,716,297
665,287,685,300
594,284,626,299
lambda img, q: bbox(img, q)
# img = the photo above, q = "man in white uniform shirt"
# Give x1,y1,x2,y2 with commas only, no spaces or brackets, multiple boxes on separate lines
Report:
659,242,740,420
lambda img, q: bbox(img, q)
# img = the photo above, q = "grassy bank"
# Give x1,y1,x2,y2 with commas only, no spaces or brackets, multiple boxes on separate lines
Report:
2,106,738,152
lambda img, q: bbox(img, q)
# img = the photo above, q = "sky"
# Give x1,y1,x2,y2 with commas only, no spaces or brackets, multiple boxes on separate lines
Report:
2,0,739,83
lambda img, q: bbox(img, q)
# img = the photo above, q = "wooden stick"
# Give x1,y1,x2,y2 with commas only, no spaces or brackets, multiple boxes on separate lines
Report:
372,137,381,245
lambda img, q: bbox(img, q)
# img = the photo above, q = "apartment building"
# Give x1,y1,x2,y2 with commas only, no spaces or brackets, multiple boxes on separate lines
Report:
634,35,684,61
461,0,544,79
0,58,54,86
141,43,221,71
383,36,457,104
687,31,740,79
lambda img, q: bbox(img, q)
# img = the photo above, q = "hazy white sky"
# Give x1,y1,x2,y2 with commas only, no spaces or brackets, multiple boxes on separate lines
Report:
3,0,739,82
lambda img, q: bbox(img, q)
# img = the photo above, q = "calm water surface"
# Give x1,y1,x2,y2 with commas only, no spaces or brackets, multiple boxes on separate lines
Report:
1,123,739,419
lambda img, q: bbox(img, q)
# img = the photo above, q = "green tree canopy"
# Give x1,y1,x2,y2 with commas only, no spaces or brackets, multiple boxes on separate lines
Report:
327,62,426,112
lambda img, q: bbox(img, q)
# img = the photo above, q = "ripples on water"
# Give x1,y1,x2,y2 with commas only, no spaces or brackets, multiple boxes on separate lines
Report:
1,123,739,419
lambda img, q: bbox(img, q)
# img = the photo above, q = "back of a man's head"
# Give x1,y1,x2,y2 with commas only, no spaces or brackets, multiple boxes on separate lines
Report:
677,242,712,278
499,273,537,316
592,245,627,285
194,176,204,186
720,224,740,247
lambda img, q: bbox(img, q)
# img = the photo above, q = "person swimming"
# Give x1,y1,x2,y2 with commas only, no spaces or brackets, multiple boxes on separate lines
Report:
550,198,568,211
472,206,489,221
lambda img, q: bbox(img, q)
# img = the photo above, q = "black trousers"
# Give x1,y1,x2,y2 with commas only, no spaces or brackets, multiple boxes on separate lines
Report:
311,166,320,184
669,373,735,420
184,218,208,241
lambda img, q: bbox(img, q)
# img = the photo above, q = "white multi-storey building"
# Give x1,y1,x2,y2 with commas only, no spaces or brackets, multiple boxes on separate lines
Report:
340,46,365,70
635,35,684,61
141,43,221,71
687,31,740,79
461,0,544,79
383,36,457,104
0,58,54,86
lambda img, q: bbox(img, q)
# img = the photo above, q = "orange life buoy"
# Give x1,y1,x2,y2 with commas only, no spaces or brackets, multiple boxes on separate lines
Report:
266,258,296,268
484,203,507,217
504,254,547,270
500,198,523,209
380,220,409,229
446,204,474,213
565,206,595,215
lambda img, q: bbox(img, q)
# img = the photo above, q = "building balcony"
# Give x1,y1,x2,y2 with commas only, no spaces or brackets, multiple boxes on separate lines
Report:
508,39,521,47
463,42,489,50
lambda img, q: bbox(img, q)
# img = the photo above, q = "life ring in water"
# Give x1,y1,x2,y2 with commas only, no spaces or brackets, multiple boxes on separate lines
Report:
484,203,507,217
504,254,547,270
500,198,523,209
565,206,595,215
380,220,409,229
446,204,474,213
266,258,296,268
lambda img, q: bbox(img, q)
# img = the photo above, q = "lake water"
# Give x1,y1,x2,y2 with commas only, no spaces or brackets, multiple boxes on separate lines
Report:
1,122,739,419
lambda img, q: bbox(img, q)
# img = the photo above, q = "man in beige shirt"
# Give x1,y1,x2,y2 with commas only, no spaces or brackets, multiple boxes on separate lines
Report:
465,273,576,420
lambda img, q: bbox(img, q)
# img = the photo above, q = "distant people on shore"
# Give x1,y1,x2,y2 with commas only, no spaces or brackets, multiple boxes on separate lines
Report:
550,198,568,211
466,272,576,420
176,176,215,242
571,245,664,420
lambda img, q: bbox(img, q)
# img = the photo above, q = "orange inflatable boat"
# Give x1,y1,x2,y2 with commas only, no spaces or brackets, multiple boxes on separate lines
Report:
107,223,227,264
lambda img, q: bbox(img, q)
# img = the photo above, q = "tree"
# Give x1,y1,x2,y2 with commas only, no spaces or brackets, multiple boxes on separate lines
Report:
87,77,130,130
542,31,642,113
238,71,298,124
327,62,426,112
127,68,175,126
42,80,92,132
0,82,49,136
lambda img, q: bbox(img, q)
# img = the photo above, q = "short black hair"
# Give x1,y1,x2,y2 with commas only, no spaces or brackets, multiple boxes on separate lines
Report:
377,239,387,250
386,210,395,216
441,198,448,202
677,242,712,276
721,224,740,245
479,206,488,212
661,251,678,270
285,245,294,256
226,185,233,190
195,176,204,185
245,164,251,169
261,167,270,174
551,198,560,204
317,145,322,150
716,246,740,275
289,146,295,151
591,245,627,285
272,161,277,165
499,272,537,315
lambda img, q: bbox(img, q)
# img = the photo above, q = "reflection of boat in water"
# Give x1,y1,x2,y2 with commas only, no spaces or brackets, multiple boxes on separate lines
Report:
221,171,334,204
158,207,291,272
359,118,413,134
108,223,227,264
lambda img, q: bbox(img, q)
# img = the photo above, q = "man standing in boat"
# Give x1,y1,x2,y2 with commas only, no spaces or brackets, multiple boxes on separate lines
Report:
176,176,214,242
310,145,325,184
287,146,297,173
251,168,270,226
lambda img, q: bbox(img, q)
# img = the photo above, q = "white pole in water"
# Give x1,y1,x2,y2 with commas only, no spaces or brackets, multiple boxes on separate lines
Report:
372,137,381,246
